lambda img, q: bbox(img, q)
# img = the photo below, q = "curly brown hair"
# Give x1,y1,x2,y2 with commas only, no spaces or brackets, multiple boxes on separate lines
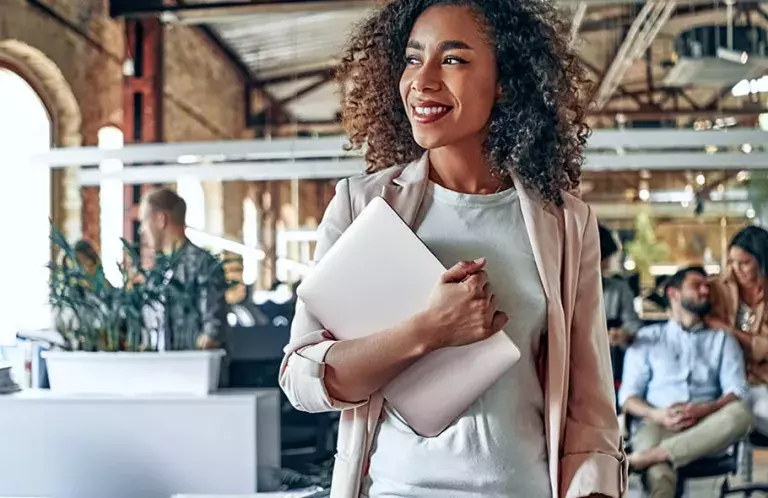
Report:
336,0,592,205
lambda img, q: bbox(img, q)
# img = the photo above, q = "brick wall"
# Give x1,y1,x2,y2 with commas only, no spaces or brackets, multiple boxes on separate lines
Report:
0,0,124,145
162,25,250,254
163,25,247,141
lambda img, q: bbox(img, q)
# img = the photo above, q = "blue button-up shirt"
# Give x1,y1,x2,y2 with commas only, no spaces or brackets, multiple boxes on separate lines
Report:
618,320,748,409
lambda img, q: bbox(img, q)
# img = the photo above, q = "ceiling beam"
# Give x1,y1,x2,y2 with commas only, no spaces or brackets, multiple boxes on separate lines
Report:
594,0,676,110
194,24,253,81
254,67,335,88
278,77,334,105
168,1,300,127
579,57,645,107
704,86,736,110
111,0,365,18
34,129,768,168
580,2,724,32
250,74,335,124
677,89,702,110
570,2,588,42
111,0,764,20
64,152,768,185
589,107,768,119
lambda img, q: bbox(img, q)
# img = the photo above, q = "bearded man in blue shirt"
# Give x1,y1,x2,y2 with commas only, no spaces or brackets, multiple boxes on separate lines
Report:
619,265,753,498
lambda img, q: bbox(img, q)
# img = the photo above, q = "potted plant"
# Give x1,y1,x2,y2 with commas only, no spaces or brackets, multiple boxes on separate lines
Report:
43,223,230,396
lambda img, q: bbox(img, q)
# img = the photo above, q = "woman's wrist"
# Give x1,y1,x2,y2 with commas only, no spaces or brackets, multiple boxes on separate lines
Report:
407,310,445,355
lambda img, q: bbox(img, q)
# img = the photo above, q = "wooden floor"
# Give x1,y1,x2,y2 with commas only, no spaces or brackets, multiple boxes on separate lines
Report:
628,450,768,497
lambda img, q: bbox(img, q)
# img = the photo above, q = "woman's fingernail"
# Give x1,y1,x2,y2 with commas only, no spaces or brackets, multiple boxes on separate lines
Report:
474,257,485,264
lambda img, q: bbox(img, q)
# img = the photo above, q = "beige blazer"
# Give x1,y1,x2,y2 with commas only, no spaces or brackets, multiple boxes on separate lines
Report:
279,153,628,498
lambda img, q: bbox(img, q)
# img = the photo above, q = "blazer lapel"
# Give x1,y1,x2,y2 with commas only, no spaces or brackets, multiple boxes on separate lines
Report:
513,176,565,495
381,153,430,227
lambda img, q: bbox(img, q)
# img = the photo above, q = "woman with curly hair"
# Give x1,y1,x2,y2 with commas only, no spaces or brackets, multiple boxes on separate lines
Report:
280,0,626,496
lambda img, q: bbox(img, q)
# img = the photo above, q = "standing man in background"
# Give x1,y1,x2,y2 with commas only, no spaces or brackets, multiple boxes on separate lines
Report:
140,188,230,385
599,224,642,392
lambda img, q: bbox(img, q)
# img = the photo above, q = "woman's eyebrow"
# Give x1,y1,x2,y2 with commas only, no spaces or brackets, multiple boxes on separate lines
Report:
405,40,474,51
406,40,424,50
439,40,473,51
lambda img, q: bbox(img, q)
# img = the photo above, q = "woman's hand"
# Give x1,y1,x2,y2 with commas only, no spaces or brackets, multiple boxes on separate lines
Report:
421,258,509,351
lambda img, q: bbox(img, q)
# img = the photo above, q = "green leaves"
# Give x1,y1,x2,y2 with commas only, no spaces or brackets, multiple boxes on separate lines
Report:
624,212,669,285
48,222,233,352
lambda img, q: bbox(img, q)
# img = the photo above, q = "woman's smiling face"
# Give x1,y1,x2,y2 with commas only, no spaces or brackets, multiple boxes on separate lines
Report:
399,4,499,150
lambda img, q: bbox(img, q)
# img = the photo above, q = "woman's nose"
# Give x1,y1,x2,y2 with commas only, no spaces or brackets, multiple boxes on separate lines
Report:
411,64,441,93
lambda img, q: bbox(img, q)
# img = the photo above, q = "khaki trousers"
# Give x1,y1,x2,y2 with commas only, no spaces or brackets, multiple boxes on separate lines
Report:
632,401,753,498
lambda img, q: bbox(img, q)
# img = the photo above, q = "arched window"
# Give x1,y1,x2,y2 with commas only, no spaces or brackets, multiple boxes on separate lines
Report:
0,68,52,344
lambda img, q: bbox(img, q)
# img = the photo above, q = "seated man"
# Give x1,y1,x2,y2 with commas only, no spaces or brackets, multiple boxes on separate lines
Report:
619,265,753,497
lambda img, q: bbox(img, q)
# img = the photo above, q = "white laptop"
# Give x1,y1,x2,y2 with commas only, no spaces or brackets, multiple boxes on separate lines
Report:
297,196,521,437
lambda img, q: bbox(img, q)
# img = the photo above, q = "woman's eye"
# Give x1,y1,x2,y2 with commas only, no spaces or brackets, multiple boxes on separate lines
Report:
405,55,420,65
444,56,467,65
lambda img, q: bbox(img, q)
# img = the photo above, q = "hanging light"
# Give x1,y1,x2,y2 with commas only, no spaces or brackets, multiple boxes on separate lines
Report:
737,170,750,182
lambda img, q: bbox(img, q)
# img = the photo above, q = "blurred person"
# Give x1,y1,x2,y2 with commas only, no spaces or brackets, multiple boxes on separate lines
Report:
139,189,229,382
61,240,107,291
279,0,625,496
73,240,102,278
599,224,642,391
709,226,768,435
619,266,751,498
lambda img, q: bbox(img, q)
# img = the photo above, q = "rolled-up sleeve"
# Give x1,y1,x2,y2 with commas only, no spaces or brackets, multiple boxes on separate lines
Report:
279,179,369,414
720,331,749,400
561,208,628,498
617,334,651,408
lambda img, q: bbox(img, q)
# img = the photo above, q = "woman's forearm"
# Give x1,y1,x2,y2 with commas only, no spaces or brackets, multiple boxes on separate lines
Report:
323,312,440,403
730,327,753,350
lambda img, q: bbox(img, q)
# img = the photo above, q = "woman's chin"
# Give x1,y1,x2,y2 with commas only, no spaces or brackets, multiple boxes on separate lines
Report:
411,130,450,150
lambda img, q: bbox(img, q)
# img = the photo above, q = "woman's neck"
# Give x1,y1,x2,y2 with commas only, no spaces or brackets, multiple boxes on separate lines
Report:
427,141,508,195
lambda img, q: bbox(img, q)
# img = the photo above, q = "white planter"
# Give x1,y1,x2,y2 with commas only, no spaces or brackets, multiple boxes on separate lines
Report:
42,350,225,396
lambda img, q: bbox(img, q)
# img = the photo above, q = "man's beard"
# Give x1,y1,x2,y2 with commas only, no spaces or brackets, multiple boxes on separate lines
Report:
682,298,712,317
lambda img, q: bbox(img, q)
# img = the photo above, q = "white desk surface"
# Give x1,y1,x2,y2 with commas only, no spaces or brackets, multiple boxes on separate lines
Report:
0,388,281,498
0,387,276,401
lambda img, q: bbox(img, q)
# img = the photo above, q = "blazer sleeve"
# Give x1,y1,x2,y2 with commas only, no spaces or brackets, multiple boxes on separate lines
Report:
278,179,369,413
561,208,628,498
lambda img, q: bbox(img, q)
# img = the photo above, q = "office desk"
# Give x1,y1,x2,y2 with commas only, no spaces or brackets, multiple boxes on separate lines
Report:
0,389,280,498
